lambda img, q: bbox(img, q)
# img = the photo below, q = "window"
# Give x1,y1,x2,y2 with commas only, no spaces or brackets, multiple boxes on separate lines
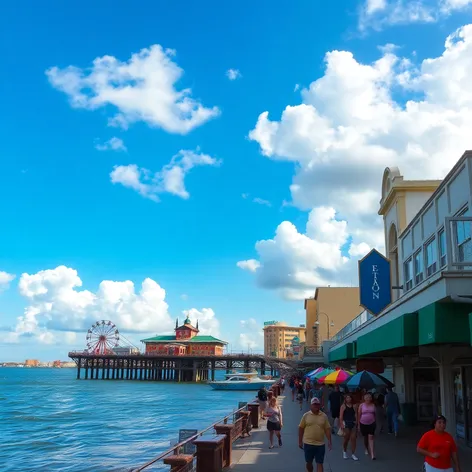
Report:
425,238,437,276
456,211,472,263
456,220,471,245
438,230,446,267
414,250,423,285
404,258,413,291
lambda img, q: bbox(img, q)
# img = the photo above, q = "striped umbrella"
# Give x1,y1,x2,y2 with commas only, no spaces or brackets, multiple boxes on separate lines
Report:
305,367,325,378
323,369,354,385
310,367,334,383
346,370,394,390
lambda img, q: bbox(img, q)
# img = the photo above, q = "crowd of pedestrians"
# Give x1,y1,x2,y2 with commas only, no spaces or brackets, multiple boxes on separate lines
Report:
254,374,462,472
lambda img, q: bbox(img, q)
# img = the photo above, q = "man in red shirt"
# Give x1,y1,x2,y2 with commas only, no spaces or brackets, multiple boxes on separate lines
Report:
417,415,461,472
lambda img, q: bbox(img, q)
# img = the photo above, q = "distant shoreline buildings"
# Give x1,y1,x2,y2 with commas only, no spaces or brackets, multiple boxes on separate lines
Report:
0,360,76,368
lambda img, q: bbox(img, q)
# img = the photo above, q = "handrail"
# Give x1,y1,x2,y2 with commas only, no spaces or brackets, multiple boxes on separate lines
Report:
132,403,250,471
329,310,373,344
68,351,269,358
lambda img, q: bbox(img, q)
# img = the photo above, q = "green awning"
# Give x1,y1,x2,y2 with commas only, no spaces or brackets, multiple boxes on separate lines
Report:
329,342,355,362
418,302,472,345
356,312,418,357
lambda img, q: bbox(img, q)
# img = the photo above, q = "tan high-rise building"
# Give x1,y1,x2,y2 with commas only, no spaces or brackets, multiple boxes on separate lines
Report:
304,287,363,348
304,298,318,346
263,322,306,358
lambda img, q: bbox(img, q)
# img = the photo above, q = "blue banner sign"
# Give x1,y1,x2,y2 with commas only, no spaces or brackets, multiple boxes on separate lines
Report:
358,249,392,316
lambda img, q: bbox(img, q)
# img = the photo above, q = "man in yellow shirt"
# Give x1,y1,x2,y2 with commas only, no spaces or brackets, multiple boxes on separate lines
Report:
298,397,332,472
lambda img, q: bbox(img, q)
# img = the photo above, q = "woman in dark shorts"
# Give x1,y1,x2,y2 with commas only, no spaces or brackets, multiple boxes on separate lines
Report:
264,397,283,449
339,394,359,461
357,393,377,460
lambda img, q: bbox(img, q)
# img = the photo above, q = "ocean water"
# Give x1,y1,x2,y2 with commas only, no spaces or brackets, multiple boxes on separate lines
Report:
0,368,256,472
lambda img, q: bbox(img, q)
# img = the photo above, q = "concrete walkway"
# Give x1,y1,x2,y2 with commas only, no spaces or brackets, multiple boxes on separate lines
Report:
231,393,472,472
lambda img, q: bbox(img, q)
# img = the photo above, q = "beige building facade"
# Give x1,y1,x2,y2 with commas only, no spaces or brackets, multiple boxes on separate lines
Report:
328,153,472,446
304,287,363,348
263,322,306,358
304,298,317,346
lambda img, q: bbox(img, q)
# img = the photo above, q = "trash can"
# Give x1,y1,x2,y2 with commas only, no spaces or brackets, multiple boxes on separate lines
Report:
401,403,417,426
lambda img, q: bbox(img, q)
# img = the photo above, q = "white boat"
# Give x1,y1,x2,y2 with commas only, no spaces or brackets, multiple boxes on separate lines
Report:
209,374,275,390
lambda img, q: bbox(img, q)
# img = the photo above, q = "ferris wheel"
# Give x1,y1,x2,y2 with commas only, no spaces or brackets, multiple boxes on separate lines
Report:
86,320,120,354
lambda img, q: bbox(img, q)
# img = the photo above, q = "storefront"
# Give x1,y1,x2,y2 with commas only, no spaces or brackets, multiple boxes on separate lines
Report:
414,367,440,422
454,366,472,446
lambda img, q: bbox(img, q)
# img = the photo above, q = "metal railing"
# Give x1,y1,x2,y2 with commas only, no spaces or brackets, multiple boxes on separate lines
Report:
68,351,268,358
132,404,250,471
329,310,373,344
303,347,323,356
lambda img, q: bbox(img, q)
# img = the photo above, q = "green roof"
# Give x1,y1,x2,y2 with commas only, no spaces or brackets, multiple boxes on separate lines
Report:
140,334,227,344
191,335,227,344
140,335,176,342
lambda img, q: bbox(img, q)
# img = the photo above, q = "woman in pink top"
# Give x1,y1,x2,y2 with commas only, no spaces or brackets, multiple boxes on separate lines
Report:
357,393,377,460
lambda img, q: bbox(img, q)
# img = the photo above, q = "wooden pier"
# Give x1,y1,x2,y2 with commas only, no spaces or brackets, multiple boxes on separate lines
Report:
68,352,295,382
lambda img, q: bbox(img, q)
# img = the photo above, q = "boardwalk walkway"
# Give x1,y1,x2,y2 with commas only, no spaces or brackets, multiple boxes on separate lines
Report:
231,393,472,472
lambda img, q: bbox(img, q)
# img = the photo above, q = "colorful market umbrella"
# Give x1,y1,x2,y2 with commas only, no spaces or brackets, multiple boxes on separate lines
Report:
373,373,394,389
346,370,394,390
309,367,334,383
305,367,325,378
323,369,354,385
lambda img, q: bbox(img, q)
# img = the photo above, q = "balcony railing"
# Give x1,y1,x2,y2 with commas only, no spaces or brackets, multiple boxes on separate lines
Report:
303,346,324,357
330,310,373,344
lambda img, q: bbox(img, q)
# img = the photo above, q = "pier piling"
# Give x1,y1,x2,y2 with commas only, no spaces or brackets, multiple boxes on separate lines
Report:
69,352,287,383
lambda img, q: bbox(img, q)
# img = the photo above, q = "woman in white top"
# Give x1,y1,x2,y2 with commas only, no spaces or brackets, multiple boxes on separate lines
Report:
264,397,283,449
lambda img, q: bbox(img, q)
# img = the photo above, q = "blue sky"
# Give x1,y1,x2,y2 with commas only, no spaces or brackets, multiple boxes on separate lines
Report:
1,0,472,361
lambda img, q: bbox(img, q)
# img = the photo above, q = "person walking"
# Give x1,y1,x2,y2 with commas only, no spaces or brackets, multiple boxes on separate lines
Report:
385,386,401,437
290,377,296,402
339,393,359,461
297,381,305,411
374,389,386,434
264,397,283,449
257,387,268,420
329,385,343,432
357,392,377,460
305,378,312,403
299,397,332,472
280,377,286,394
417,415,461,472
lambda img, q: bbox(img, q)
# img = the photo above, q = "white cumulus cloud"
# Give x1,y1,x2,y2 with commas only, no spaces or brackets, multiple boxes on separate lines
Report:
236,259,261,272
95,137,127,152
182,308,220,337
239,319,264,351
46,45,220,134
4,265,175,345
359,0,472,30
366,0,387,14
239,207,369,300
0,271,15,292
226,69,242,80
247,24,472,298
110,148,221,201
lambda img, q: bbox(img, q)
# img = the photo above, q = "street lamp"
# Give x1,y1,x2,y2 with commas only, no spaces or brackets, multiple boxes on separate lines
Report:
315,311,335,340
